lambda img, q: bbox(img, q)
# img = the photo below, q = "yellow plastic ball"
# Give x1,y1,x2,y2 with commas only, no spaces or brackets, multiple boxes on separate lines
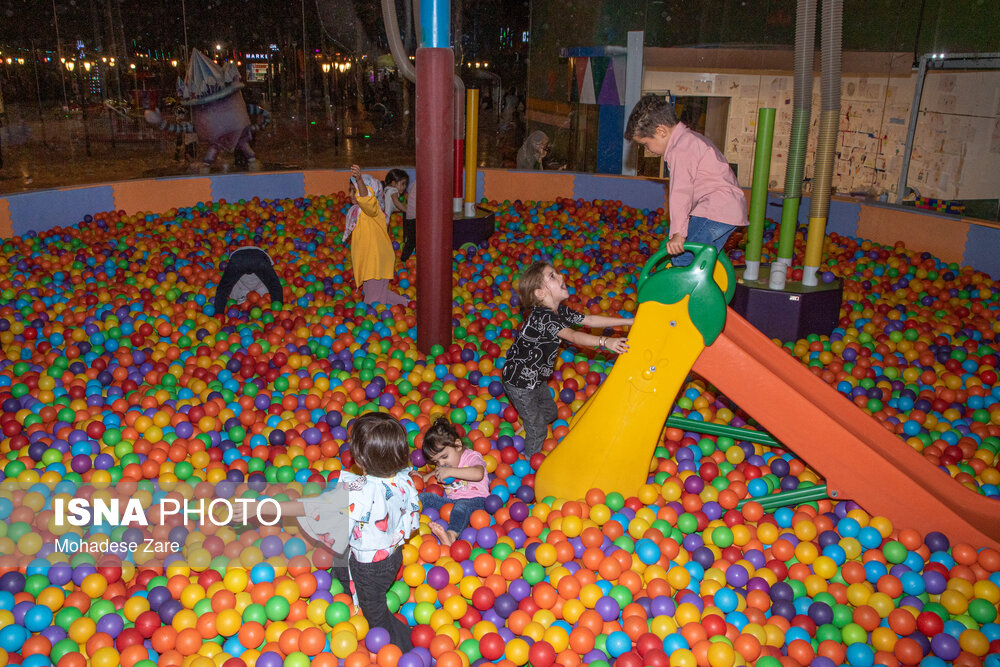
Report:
123,596,150,622
330,630,358,658
223,569,249,593
68,616,97,644
504,638,530,665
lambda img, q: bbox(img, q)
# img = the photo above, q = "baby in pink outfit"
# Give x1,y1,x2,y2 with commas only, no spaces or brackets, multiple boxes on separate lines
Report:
418,418,490,545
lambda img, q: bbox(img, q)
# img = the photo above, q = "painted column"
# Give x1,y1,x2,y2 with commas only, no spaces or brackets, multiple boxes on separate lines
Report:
464,88,479,217
416,0,454,353
621,31,644,176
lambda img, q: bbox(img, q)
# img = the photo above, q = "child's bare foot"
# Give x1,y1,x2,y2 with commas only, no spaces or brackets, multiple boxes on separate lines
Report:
429,522,457,545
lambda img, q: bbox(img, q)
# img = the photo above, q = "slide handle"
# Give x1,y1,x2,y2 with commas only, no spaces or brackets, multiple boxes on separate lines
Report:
638,242,737,304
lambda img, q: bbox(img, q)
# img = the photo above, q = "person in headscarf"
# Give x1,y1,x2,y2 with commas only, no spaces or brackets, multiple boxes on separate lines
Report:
344,165,409,307
516,131,550,170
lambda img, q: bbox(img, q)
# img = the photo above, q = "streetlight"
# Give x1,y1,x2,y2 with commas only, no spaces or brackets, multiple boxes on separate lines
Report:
65,59,91,157
321,62,332,126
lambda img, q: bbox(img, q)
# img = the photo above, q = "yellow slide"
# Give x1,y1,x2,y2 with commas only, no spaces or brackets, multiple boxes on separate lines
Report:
535,244,735,502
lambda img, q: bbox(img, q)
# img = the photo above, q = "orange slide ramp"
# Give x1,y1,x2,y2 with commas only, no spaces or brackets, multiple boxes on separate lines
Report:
693,309,1000,551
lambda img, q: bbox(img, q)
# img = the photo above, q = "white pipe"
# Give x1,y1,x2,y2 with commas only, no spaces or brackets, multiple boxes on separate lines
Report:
768,261,788,290
802,266,819,286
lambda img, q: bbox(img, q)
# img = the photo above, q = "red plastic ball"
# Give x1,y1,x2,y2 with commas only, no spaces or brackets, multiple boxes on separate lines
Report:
635,633,662,657
528,641,556,667
115,628,144,651
134,611,161,639
410,624,435,649
917,611,944,636
614,651,644,667
471,587,496,611
479,632,505,661
449,540,472,562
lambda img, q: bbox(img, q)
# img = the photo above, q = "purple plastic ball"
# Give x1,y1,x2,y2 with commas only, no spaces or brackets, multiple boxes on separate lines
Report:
923,570,947,595
147,586,172,611
493,592,517,617
683,475,705,494
96,612,125,636
365,626,391,652
260,535,283,558
158,599,183,624
725,564,749,587
476,527,498,549
930,633,961,660
426,566,450,589
71,454,92,474
508,579,531,601
595,596,621,622
484,495,503,513
47,563,72,586
508,502,529,522
397,652,423,667
924,531,950,552
255,651,284,667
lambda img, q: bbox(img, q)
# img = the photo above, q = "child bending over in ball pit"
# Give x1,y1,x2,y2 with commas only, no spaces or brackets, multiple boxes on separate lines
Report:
501,261,634,457
233,412,419,652
418,417,490,546
213,243,284,319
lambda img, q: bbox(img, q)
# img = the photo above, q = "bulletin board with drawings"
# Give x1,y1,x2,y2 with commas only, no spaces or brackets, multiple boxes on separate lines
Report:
906,70,1000,201
642,67,1000,202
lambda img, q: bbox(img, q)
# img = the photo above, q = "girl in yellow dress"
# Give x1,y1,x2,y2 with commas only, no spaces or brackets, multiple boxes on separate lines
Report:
343,164,409,306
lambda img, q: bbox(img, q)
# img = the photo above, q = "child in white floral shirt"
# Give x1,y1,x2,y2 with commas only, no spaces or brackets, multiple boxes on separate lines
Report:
234,412,419,651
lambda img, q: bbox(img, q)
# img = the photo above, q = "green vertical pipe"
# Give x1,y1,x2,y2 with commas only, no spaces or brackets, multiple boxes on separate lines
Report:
777,199,800,262
745,107,776,266
777,109,812,262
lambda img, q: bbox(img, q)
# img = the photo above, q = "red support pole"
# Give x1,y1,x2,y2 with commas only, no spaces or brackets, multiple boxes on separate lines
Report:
416,48,454,354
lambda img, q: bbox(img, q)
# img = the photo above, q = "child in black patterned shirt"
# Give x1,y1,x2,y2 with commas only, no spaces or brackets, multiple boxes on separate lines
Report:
500,261,634,456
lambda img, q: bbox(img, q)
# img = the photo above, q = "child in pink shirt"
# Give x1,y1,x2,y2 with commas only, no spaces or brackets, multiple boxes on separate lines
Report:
418,418,489,545
626,95,748,266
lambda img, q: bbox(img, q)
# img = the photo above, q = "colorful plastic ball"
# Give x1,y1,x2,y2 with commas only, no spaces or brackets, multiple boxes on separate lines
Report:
0,624,27,652
930,633,961,660
528,640,557,667
365,627,391,653
605,631,632,658
23,604,54,632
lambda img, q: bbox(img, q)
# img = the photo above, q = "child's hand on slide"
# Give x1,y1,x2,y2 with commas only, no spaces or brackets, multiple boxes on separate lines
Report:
606,337,630,354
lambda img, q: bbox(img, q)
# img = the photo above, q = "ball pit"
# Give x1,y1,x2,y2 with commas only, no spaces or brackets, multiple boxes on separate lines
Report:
0,193,997,667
